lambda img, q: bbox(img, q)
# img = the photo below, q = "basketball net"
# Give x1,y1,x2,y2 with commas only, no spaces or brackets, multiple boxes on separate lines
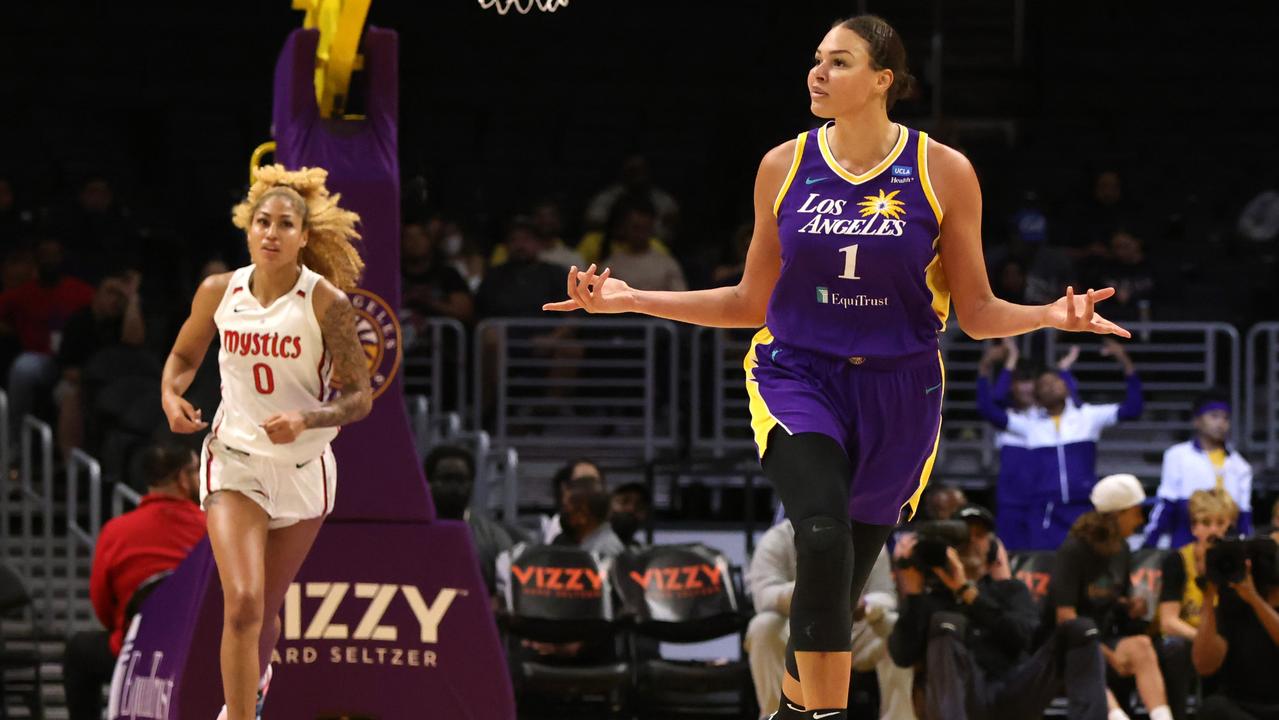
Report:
478,0,568,15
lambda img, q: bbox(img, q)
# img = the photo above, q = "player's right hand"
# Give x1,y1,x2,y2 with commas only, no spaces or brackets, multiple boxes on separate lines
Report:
542,264,635,314
163,394,208,434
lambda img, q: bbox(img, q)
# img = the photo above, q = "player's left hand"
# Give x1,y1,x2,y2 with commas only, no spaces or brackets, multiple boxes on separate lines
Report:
263,411,307,444
1044,286,1131,338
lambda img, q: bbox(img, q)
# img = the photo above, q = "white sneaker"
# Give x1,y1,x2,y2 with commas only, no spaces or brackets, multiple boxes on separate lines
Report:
215,665,273,720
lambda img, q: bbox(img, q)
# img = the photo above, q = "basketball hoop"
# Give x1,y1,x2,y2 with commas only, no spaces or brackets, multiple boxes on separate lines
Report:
478,0,568,15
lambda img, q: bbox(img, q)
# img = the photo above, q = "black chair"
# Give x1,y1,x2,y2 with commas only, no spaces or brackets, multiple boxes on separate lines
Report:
499,543,630,719
612,543,754,718
0,563,42,720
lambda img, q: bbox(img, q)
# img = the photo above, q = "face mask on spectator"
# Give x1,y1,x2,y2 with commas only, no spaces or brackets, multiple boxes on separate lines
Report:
430,473,472,520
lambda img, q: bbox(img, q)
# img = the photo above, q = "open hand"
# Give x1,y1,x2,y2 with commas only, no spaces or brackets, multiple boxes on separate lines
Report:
542,264,635,314
162,394,208,434
1044,287,1130,338
262,411,307,444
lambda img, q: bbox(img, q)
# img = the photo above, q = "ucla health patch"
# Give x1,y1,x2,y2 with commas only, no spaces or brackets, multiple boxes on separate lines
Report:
890,165,913,177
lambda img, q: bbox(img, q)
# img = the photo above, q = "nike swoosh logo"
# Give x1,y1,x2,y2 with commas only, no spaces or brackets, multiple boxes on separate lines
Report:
925,382,942,394
814,713,841,719
233,307,248,313
787,704,806,712
804,176,830,185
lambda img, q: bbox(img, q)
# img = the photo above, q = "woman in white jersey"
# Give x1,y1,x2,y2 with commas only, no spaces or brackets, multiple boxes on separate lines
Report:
160,165,372,720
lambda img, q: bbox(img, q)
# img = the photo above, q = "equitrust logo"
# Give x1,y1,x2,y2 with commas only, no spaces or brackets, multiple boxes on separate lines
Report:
816,287,890,309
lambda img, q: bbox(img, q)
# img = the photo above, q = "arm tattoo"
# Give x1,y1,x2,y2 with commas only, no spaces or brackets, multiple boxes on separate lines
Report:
302,295,373,429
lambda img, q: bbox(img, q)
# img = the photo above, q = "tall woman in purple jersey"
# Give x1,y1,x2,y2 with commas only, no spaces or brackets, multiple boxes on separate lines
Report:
547,15,1127,720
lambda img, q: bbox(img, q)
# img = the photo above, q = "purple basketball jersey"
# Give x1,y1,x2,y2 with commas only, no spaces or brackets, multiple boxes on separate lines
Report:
768,123,949,358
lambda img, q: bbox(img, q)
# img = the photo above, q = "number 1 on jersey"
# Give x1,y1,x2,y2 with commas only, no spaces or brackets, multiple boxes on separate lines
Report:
838,243,862,280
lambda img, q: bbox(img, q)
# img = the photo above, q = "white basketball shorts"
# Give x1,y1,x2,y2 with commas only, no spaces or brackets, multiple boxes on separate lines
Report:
200,436,336,529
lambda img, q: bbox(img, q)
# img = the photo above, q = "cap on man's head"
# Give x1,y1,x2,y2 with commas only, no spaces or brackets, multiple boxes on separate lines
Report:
1090,474,1151,513
957,504,995,531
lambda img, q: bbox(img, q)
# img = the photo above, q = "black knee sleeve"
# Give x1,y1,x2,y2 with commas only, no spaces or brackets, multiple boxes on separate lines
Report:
1058,617,1100,648
790,514,854,652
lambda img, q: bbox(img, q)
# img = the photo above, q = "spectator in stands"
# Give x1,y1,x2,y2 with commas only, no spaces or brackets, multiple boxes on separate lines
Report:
583,153,680,242
986,190,1075,304
551,473,625,558
0,236,95,434
597,195,688,292
889,503,1106,720
1083,229,1155,324
1191,536,1279,720
424,444,515,596
608,481,651,547
979,340,1141,548
1156,489,1238,720
1236,174,1279,248
917,484,968,523
54,266,146,456
489,199,586,271
540,458,605,543
1271,498,1279,544
976,340,1081,550
1145,392,1253,549
747,518,914,720
401,219,474,325
59,175,140,283
1046,474,1173,720
476,216,567,319
711,222,754,285
1071,169,1139,261
63,443,206,720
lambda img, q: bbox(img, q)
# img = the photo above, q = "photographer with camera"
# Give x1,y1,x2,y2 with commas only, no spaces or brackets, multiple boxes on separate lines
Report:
1048,474,1172,720
889,505,1109,720
1156,489,1238,720
1191,535,1279,720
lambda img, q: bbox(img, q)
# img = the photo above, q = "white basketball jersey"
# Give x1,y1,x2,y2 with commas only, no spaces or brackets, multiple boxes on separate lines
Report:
210,265,337,464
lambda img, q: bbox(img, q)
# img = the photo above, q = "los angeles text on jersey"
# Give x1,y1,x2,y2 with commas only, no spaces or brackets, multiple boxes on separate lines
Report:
222,330,305,359
794,193,907,237
272,581,464,670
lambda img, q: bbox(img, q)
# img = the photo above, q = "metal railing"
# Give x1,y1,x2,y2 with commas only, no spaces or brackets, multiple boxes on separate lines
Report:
473,317,679,462
1043,323,1241,461
403,316,467,420
112,483,143,518
1245,322,1279,469
406,394,462,460
0,389,10,553
19,415,55,626
688,327,756,459
65,449,101,635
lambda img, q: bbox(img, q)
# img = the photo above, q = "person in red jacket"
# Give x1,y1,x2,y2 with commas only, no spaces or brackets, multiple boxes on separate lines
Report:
63,443,207,720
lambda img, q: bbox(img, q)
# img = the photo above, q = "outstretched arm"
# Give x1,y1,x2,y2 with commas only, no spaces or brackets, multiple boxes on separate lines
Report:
262,281,373,443
543,140,792,328
930,141,1130,341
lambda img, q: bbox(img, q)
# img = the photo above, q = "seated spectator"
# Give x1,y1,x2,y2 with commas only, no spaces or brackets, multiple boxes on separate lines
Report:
551,473,625,558
710,221,753,285
64,444,206,720
1236,176,1279,248
889,503,1105,720
986,190,1075,304
608,481,651,547
978,340,1142,549
1069,169,1140,261
1191,537,1279,720
424,444,516,596
401,219,474,325
476,217,566,319
489,199,587,271
1083,229,1155,324
55,266,146,456
598,195,688,292
583,153,680,242
59,175,140,283
916,484,968,523
539,458,605,544
1156,489,1237,720
1046,474,1173,720
1145,392,1253,549
746,518,913,720
1,236,95,434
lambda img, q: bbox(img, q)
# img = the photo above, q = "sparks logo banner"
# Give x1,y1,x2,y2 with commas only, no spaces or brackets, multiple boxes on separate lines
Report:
349,289,402,400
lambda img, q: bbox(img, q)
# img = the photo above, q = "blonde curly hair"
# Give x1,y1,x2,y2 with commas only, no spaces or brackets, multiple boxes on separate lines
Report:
1189,488,1239,526
232,164,365,291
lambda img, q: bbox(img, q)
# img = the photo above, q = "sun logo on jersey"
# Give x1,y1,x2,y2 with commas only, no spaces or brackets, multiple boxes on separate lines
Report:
348,289,402,401
857,189,906,220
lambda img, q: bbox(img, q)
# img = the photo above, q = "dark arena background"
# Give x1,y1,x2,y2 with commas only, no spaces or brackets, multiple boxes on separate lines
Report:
1,1,1278,718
